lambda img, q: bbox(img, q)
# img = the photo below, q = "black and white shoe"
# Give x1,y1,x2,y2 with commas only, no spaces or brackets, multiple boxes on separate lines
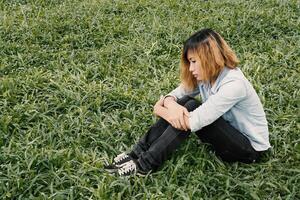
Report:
117,160,148,177
104,152,132,173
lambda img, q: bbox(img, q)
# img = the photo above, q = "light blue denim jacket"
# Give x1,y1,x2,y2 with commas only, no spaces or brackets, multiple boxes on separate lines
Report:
167,67,271,151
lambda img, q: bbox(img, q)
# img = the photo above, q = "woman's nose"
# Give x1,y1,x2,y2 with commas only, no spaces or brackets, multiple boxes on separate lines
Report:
189,64,193,72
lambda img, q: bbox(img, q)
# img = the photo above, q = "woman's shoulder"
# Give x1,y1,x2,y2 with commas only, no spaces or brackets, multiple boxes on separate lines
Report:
219,67,247,84
213,67,249,91
210,67,246,94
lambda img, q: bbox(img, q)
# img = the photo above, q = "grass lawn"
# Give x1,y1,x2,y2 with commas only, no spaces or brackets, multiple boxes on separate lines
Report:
0,0,299,199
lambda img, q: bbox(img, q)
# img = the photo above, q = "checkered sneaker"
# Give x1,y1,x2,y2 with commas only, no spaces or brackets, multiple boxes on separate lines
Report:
104,152,132,173
117,160,137,176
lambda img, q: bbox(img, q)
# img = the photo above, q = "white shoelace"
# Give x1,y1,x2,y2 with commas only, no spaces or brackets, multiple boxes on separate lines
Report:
118,160,136,176
113,152,129,164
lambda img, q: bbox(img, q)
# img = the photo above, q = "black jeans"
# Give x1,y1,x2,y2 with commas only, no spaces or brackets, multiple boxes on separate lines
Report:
130,95,262,172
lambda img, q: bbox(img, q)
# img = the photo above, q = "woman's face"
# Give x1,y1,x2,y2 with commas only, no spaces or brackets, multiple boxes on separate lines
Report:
187,50,203,81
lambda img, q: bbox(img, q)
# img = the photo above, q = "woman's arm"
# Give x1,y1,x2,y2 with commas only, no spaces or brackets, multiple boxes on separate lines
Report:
189,79,246,132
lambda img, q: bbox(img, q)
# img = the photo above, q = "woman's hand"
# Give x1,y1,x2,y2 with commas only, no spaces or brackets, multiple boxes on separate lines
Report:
183,114,190,130
153,97,165,117
153,96,190,131
165,101,190,131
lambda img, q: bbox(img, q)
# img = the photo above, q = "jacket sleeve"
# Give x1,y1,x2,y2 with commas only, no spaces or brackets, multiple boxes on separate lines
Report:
166,84,200,100
189,79,247,132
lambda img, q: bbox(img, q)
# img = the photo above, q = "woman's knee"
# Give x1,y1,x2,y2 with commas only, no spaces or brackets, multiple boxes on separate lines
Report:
183,99,200,112
176,95,194,106
176,95,200,105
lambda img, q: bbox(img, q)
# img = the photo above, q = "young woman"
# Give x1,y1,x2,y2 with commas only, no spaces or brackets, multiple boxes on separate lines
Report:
104,28,271,176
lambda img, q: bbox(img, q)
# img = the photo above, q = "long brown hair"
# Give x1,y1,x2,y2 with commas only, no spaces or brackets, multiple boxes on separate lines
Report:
180,29,239,91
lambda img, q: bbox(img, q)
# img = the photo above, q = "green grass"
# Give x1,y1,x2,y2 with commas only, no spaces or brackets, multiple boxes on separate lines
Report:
0,0,299,199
